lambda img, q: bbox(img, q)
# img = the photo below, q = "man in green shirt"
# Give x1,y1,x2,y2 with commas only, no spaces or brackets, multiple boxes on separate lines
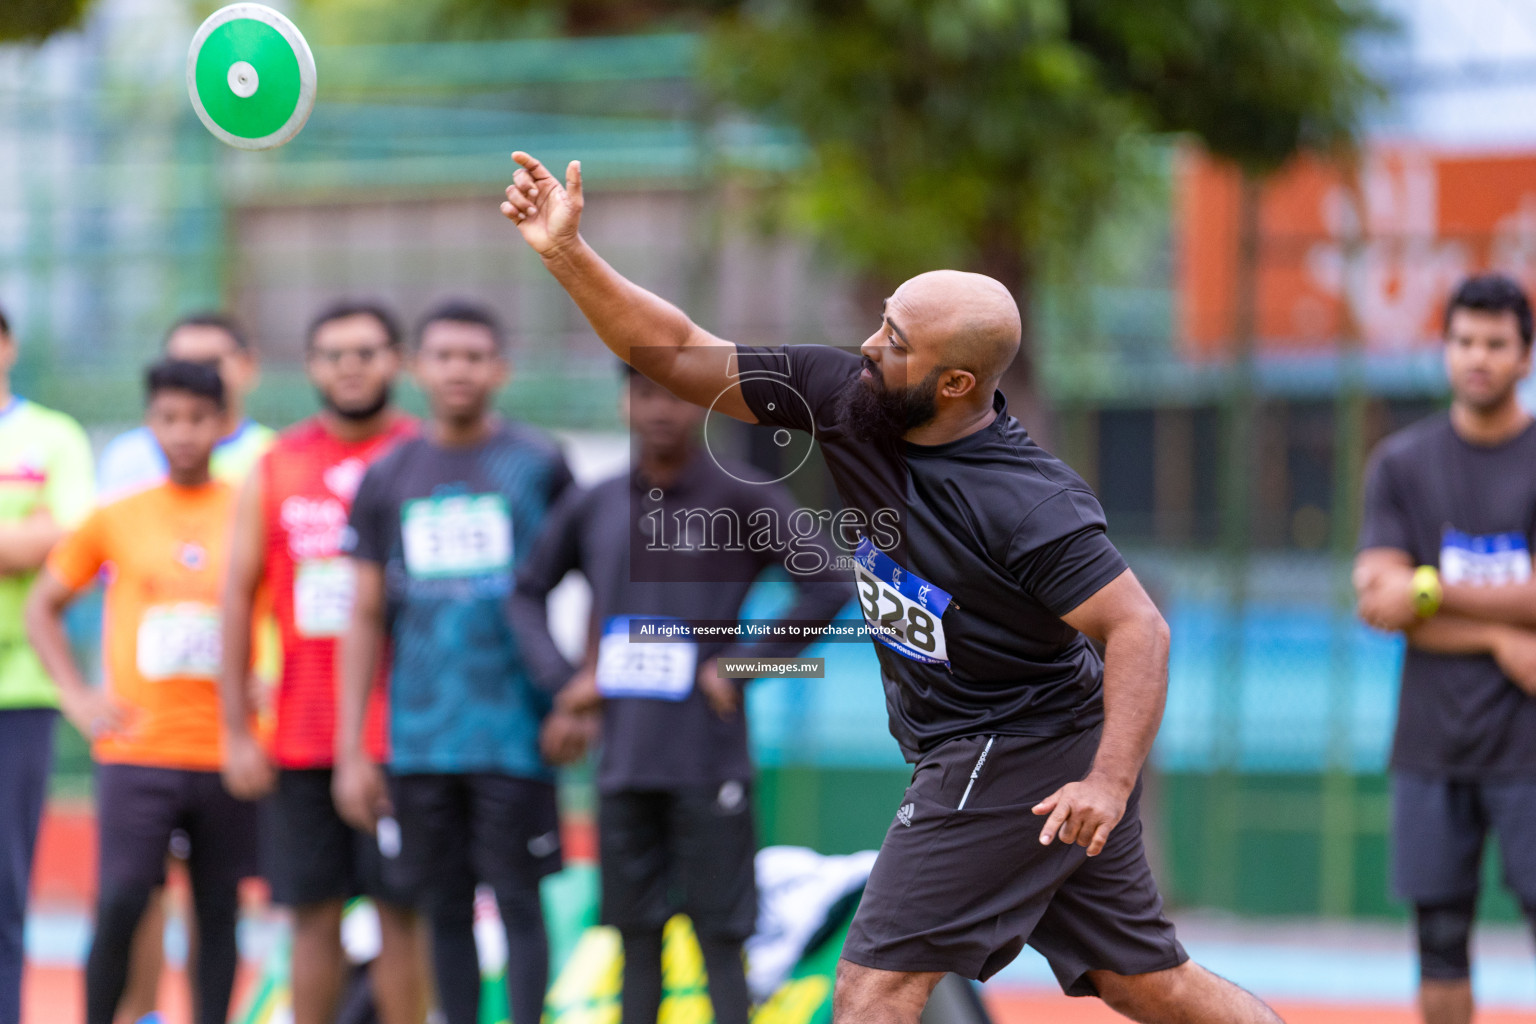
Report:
0,304,95,1024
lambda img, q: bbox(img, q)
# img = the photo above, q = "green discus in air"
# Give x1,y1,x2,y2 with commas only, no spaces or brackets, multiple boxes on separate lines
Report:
187,3,316,150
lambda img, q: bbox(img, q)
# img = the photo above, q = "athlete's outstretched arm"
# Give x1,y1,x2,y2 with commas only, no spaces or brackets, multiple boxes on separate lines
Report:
1035,569,1170,857
25,569,130,739
333,560,391,832
219,469,275,800
500,151,755,422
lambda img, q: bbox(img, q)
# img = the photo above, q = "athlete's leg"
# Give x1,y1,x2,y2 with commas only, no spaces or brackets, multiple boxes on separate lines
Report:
619,929,664,1024
1087,962,1282,1024
1483,776,1536,1024
87,882,157,1024
268,770,349,1024
186,853,240,1024
184,819,246,1022
599,790,669,1024
391,773,480,1024
1412,898,1476,1024
1390,773,1485,1024
425,897,480,1024
495,886,549,1024
0,708,54,1024
469,774,562,1024
271,769,411,1024
115,884,167,1024
290,899,346,1024
370,900,428,1024
87,766,180,1024
670,784,757,1024
831,961,942,1024
183,772,259,1024
698,937,750,1024
1417,979,1472,1024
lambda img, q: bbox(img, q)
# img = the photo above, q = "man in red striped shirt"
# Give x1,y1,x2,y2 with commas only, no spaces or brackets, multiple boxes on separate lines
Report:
218,302,424,1024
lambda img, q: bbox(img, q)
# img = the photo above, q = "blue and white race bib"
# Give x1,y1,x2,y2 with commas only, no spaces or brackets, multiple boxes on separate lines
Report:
852,537,953,666
1440,528,1532,586
595,616,698,700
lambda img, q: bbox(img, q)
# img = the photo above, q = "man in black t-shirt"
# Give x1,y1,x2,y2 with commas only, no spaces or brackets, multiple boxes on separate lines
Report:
1355,273,1536,1024
500,153,1282,1023
511,366,848,1024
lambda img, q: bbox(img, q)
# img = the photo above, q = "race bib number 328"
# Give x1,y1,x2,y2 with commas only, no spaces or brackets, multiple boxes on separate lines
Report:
853,537,953,666
402,494,513,579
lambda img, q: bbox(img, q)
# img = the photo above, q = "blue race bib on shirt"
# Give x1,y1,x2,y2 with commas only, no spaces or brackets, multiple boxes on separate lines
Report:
1440,528,1532,586
595,616,698,700
853,537,954,666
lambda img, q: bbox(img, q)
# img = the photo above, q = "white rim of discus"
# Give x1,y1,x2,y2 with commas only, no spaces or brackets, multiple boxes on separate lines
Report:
186,3,317,151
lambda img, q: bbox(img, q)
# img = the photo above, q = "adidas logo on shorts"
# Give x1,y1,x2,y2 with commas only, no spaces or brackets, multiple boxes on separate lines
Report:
896,802,915,827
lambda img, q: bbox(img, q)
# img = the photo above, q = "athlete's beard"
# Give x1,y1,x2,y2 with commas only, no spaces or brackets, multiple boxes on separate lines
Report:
837,357,943,443
1454,377,1520,415
319,384,392,422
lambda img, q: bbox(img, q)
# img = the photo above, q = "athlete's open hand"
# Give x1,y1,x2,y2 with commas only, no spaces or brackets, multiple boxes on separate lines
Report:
1032,773,1130,857
501,152,583,258
555,663,601,716
540,708,597,766
221,729,276,801
333,752,391,833
59,687,131,742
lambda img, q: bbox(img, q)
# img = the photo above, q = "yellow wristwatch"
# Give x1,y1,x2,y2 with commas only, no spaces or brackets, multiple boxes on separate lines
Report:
1411,565,1443,618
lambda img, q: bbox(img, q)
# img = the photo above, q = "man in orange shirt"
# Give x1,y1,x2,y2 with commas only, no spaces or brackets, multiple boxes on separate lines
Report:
25,360,257,1024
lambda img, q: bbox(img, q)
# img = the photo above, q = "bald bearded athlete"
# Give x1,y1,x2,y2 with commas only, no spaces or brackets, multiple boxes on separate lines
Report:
501,154,1282,1024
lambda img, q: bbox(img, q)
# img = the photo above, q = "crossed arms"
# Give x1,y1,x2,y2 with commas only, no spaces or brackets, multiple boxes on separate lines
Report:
1354,547,1536,693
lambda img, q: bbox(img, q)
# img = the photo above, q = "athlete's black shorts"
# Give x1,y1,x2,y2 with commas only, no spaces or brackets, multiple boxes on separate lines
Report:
842,728,1187,996
1391,771,1536,907
96,763,260,891
598,782,757,942
385,772,562,912
264,768,413,908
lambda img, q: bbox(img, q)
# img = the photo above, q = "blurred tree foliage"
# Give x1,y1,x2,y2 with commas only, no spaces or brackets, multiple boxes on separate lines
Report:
0,0,90,41
422,0,1387,414
8,0,1388,414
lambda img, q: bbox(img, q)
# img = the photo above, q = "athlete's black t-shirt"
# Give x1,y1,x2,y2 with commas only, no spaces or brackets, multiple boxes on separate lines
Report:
735,344,1128,760
1359,413,1536,778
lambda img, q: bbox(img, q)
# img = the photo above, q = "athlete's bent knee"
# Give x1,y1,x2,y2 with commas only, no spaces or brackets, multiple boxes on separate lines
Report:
1416,898,1475,981
833,961,941,1024
1089,962,1196,1018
